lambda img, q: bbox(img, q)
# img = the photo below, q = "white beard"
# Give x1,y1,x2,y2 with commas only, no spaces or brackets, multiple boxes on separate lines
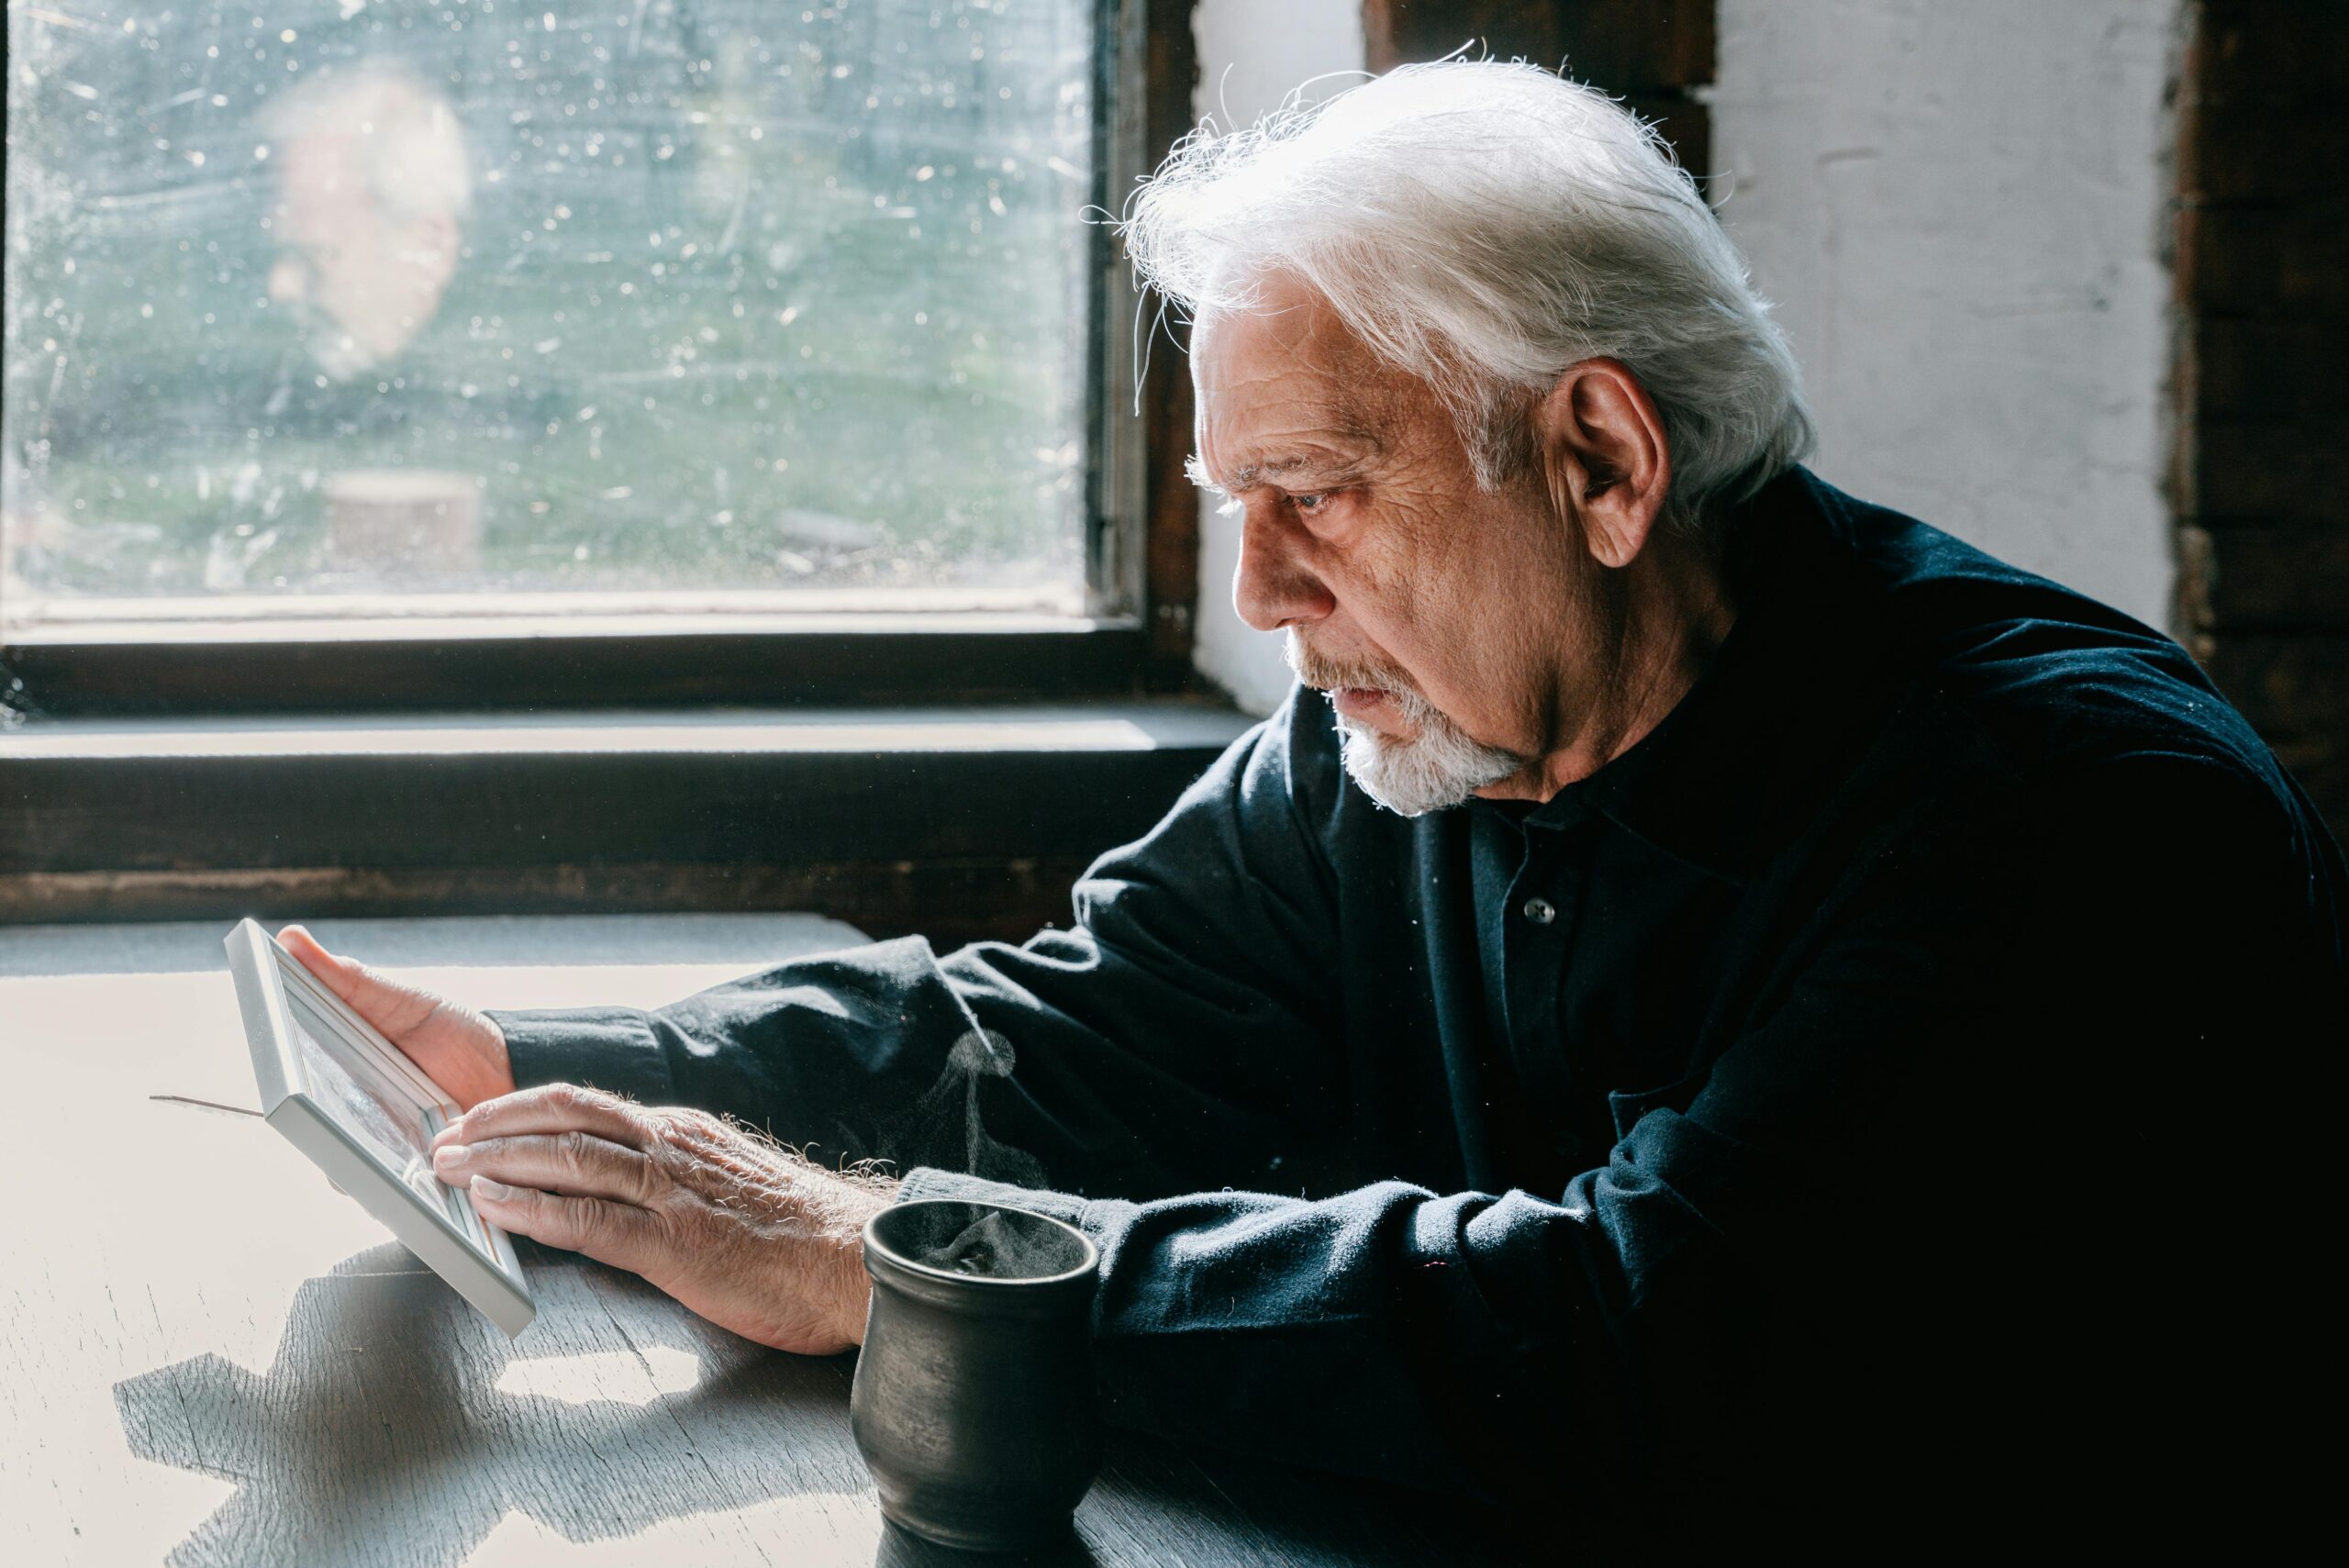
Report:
1287,635,1523,816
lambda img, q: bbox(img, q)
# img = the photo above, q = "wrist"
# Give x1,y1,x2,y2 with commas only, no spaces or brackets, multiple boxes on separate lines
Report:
837,1253,875,1347
830,1177,895,1346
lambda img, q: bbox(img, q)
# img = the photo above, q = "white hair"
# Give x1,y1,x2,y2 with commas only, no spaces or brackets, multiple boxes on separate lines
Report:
1120,61,1814,538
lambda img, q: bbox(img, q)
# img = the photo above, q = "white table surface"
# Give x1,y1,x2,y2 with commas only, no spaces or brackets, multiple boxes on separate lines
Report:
0,915,1492,1567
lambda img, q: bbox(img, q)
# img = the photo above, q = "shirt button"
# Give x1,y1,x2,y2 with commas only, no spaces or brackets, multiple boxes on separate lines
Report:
1521,897,1556,925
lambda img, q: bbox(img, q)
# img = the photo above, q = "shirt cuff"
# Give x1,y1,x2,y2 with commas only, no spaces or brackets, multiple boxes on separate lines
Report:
485,1006,679,1106
894,1167,1094,1231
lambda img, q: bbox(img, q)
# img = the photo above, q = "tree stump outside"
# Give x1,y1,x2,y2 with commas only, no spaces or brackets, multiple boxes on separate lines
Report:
323,469,484,578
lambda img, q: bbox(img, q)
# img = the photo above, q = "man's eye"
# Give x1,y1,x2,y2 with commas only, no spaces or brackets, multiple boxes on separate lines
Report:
1290,492,1331,515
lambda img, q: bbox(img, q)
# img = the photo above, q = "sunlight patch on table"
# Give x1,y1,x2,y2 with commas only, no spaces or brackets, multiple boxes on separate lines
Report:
3,971,418,1378
40,1447,238,1568
495,1346,704,1407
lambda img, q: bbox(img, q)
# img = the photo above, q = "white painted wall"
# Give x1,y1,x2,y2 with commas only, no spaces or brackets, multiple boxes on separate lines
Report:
1186,0,1364,715
1709,0,2178,631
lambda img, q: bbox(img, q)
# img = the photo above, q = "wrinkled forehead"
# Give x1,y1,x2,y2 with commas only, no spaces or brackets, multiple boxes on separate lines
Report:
1191,284,1406,473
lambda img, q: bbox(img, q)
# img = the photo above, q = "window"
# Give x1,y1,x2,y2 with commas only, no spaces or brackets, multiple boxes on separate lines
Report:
2,1,1152,708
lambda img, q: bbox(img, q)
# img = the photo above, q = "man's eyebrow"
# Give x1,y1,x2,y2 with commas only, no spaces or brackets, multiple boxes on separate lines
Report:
1186,442,1379,497
1183,453,1228,498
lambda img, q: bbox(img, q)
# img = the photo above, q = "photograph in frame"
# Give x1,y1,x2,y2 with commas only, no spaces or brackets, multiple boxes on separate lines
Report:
223,918,535,1336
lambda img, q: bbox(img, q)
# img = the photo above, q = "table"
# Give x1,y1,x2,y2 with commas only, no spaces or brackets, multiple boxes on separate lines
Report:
2,917,1514,1567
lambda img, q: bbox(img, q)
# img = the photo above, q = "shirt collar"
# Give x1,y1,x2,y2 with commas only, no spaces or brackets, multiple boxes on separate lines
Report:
1503,468,1908,883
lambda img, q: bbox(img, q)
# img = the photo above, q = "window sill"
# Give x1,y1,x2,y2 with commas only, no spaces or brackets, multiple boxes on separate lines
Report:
0,698,1253,939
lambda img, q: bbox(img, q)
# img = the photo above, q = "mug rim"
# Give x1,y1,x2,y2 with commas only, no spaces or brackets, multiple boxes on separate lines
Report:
863,1198,1100,1290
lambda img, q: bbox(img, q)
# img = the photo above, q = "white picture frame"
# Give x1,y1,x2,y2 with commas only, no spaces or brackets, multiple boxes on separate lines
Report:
223,918,535,1337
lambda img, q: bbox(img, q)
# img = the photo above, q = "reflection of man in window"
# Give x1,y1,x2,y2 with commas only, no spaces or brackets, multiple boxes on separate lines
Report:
265,64,473,383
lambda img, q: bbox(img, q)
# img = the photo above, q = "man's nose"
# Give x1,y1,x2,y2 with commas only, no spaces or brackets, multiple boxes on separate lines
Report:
1231,501,1336,633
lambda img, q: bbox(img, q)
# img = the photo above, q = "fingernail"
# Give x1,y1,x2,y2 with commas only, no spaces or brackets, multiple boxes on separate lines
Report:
433,1144,470,1170
472,1175,515,1202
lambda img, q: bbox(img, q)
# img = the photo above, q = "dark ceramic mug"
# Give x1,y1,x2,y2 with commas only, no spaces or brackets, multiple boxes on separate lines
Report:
852,1199,1104,1551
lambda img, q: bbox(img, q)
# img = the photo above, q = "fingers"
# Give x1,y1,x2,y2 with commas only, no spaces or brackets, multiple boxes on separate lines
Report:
469,1177,658,1273
434,1129,660,1206
275,925,349,992
439,1083,651,1153
275,926,444,1040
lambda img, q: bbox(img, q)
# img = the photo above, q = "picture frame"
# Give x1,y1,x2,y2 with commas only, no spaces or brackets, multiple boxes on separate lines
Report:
223,918,535,1337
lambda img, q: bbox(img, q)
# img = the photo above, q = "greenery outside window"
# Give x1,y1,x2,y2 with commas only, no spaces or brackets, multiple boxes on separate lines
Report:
1,0,1159,716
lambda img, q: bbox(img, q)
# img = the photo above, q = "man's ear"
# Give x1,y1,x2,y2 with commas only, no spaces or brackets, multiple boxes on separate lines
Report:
1532,359,1672,570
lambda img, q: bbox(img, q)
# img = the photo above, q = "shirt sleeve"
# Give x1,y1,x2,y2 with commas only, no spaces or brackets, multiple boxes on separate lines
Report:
890,751,2343,1521
488,688,1356,1200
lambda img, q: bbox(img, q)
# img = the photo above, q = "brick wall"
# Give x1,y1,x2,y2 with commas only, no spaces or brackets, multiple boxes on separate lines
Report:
2171,1,2349,847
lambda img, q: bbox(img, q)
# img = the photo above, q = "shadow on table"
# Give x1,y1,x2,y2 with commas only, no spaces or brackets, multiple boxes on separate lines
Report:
113,1241,924,1568
117,1242,1493,1568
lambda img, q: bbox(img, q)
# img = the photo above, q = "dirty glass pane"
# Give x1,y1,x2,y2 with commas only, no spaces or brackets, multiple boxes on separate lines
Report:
1,1,1096,625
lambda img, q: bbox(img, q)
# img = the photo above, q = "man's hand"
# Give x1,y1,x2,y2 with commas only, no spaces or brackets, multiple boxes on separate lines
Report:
277,925,517,1109
429,1084,896,1354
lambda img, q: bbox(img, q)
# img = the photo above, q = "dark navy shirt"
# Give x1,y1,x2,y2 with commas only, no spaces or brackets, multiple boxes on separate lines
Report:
495,469,2345,1546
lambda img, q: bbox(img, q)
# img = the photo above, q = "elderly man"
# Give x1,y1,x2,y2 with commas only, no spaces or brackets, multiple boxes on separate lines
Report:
287,63,2340,1546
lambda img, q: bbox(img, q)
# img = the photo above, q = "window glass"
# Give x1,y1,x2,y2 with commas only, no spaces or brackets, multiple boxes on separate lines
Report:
2,1,1096,626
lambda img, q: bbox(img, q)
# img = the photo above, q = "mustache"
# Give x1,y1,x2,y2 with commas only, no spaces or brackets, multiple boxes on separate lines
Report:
1284,634,1420,699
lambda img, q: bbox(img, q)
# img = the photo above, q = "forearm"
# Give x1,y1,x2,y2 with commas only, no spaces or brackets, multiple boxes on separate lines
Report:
490,935,1009,1173
490,925,1342,1200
